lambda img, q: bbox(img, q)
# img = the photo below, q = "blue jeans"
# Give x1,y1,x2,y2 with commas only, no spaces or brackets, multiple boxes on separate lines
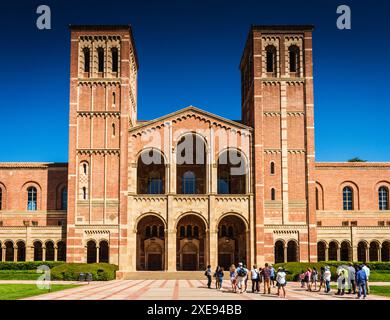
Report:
358,282,366,297
219,277,223,287
325,280,331,293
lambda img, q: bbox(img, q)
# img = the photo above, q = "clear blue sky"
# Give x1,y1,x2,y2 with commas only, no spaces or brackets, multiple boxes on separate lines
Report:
0,0,389,162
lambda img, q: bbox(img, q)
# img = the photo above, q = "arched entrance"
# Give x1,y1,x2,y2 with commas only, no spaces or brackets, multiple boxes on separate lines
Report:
382,241,390,262
45,241,55,261
317,241,326,261
177,214,206,271
86,240,97,263
287,240,298,262
33,241,43,261
274,240,285,263
57,241,66,261
357,241,367,262
217,215,247,270
369,241,379,261
99,240,109,263
136,215,165,271
16,241,26,261
5,241,14,261
340,241,351,261
328,241,338,261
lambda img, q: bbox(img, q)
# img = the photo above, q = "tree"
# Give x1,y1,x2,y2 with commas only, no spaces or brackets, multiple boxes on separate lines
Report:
347,157,367,162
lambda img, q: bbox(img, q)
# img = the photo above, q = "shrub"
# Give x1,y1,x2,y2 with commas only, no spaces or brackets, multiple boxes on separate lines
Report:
50,263,118,281
0,261,65,270
273,261,390,281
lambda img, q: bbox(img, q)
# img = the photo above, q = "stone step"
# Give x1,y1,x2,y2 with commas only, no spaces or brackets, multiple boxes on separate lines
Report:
117,271,206,280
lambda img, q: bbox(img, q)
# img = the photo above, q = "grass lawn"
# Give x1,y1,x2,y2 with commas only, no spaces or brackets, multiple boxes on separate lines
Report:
369,286,390,297
369,271,390,282
0,270,40,280
0,284,79,300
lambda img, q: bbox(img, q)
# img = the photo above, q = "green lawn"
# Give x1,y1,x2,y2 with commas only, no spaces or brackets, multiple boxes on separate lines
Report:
0,284,79,300
369,286,390,297
0,270,40,280
369,271,390,282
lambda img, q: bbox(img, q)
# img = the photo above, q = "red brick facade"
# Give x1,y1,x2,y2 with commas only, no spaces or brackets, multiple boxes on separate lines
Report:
0,25,389,269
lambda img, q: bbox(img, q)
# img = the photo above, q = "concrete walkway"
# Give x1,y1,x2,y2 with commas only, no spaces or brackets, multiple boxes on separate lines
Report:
22,280,390,300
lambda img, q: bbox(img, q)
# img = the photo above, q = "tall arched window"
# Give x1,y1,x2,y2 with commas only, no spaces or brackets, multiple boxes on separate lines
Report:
82,187,87,200
265,45,277,74
83,48,90,73
182,171,196,194
315,188,319,210
111,47,119,73
137,149,165,195
270,162,275,175
379,186,389,210
0,187,2,210
271,188,276,201
27,187,37,211
289,45,300,73
343,187,353,210
97,48,104,73
112,92,116,106
61,187,67,210
112,123,116,136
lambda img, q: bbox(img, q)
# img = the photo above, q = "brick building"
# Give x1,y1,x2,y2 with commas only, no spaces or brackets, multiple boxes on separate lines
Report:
0,25,389,277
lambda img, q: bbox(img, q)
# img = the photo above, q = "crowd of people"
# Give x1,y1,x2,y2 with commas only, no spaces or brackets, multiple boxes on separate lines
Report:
204,262,371,299
204,262,288,298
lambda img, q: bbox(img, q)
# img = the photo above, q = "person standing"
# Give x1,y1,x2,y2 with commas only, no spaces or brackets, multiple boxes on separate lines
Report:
311,267,318,291
276,267,287,298
218,267,224,290
356,265,367,299
236,262,247,294
324,266,332,293
261,263,271,294
270,265,276,288
229,264,237,293
318,266,325,292
305,268,312,291
243,264,249,293
250,265,259,293
362,263,370,295
205,265,212,289
214,266,222,290
347,263,356,294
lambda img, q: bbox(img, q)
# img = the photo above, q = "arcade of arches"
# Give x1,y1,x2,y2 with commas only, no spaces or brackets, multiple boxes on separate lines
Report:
133,214,248,271
0,240,66,262
316,240,390,262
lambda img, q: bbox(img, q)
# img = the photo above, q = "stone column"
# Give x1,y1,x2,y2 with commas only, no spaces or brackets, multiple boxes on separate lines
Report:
14,247,18,262
325,246,329,261
167,231,176,271
96,247,100,263
284,246,288,263
1,247,5,262
337,247,341,261
378,246,382,262
353,246,358,262
209,230,218,269
366,248,370,262
54,247,58,261
42,247,46,262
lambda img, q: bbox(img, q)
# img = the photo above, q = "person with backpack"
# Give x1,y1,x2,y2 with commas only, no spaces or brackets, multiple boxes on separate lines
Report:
214,266,222,290
204,265,212,289
250,264,259,293
243,264,249,293
235,262,247,294
261,263,271,294
276,267,287,298
304,268,312,291
317,266,325,292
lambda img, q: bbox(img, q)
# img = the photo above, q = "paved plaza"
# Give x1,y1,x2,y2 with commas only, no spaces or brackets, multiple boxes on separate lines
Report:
23,280,390,300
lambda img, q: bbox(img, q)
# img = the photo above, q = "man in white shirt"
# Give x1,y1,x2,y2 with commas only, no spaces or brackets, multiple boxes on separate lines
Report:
324,266,332,293
250,265,259,293
362,264,370,294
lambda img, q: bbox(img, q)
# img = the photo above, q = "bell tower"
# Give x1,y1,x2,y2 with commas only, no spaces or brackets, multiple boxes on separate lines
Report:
240,25,317,264
66,25,138,263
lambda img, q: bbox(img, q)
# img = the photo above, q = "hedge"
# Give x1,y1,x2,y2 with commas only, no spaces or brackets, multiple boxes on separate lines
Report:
50,263,119,281
273,261,390,281
0,261,65,270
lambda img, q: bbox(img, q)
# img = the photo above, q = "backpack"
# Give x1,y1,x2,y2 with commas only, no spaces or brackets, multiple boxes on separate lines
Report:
237,268,247,277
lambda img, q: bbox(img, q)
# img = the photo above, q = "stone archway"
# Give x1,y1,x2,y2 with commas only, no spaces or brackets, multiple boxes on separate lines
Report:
274,240,285,263
340,241,352,261
369,241,380,261
217,215,247,270
317,241,326,261
328,241,338,261
136,214,165,271
382,241,390,262
287,240,299,262
358,241,367,262
176,214,206,271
